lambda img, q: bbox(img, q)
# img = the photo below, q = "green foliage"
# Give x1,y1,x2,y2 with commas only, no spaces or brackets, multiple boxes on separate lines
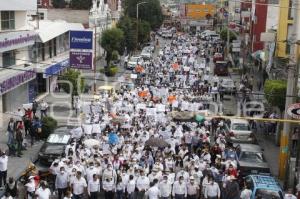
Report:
264,80,287,111
99,66,119,76
111,50,119,61
41,116,58,139
138,20,151,45
52,0,66,8
220,28,237,42
123,0,163,29
117,16,137,53
100,28,124,65
69,0,92,9
59,69,85,96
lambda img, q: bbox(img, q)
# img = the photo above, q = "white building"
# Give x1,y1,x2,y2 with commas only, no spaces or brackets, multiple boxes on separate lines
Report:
0,0,38,112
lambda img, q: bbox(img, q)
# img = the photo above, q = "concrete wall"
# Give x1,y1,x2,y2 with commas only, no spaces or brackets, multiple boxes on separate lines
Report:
266,6,279,31
47,9,89,26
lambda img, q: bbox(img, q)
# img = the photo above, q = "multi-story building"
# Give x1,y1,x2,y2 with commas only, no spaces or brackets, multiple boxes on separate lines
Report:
0,0,38,112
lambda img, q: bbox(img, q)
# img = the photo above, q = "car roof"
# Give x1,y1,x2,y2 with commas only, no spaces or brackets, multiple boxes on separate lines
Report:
239,144,262,152
130,56,140,59
248,175,282,191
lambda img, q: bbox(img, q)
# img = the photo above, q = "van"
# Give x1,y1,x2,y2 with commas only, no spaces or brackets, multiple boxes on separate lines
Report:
244,175,284,199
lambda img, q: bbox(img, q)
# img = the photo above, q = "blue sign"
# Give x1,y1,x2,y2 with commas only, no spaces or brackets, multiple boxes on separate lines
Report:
70,31,93,50
44,59,69,78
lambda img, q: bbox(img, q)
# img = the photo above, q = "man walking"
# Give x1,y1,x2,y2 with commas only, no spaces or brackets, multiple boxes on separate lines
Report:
172,176,187,199
0,151,8,188
88,174,100,199
146,179,161,199
40,100,48,118
204,177,220,199
55,166,68,199
70,171,87,199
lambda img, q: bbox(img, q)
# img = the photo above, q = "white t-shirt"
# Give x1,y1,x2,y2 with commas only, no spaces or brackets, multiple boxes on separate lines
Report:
240,188,252,199
35,187,51,199
284,194,297,199
71,177,87,195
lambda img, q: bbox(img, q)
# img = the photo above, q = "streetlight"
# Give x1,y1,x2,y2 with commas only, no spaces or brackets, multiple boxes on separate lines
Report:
136,1,148,50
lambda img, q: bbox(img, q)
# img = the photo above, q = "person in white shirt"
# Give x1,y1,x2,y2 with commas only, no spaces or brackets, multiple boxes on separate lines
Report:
35,181,51,199
40,100,48,118
159,175,172,199
25,176,36,199
146,179,161,199
86,162,98,183
187,176,199,199
172,176,187,199
240,182,252,199
55,167,68,199
70,171,87,199
88,174,100,199
0,152,8,188
102,176,116,199
136,170,150,199
204,178,220,199
284,189,297,199
126,175,136,199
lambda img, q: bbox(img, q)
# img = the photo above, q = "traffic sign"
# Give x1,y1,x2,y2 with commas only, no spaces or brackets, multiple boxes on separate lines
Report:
287,103,300,119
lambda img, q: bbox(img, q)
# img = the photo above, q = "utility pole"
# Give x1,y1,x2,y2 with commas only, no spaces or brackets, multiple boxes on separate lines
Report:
136,2,148,51
279,0,300,187
226,12,230,57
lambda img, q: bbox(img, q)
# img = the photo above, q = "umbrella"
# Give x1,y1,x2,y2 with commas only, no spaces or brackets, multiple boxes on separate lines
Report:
108,133,119,145
84,139,100,148
145,138,169,148
195,114,205,123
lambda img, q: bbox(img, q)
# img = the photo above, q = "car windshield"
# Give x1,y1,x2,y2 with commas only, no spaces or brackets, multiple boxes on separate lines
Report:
47,134,70,144
240,151,264,163
255,189,283,199
232,123,250,131
222,80,234,86
130,57,139,62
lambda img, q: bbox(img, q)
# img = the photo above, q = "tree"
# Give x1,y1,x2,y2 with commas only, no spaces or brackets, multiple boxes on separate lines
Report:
100,27,124,66
123,0,163,29
137,20,151,45
264,80,287,112
220,28,237,42
117,16,137,53
52,0,66,8
59,69,85,106
69,0,92,9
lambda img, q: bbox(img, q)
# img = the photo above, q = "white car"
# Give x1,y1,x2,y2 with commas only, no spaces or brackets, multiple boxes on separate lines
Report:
228,119,254,143
140,47,153,60
126,56,143,70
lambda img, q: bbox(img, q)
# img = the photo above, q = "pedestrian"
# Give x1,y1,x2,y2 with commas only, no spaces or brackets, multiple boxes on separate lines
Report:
0,151,8,188
7,118,15,146
25,176,36,199
126,175,136,199
70,171,87,199
223,175,240,199
40,100,48,118
159,175,172,199
204,177,220,199
240,181,252,199
55,166,68,199
102,177,116,199
116,176,125,199
172,176,187,199
32,100,38,116
284,188,297,199
15,129,23,157
4,177,17,198
32,117,42,140
35,181,51,199
136,170,150,199
88,174,100,199
145,179,161,199
63,190,72,199
187,176,199,199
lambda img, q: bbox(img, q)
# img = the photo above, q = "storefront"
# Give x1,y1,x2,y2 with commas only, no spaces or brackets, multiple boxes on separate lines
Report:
0,70,36,112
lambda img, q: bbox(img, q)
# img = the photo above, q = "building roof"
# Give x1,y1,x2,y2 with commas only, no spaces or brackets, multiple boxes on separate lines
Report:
36,20,84,43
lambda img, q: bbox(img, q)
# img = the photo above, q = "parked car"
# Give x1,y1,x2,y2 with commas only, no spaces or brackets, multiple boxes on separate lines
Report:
244,175,284,199
143,42,155,53
38,126,73,165
237,144,270,177
214,61,229,76
126,56,143,70
140,47,153,60
220,78,236,94
227,119,255,143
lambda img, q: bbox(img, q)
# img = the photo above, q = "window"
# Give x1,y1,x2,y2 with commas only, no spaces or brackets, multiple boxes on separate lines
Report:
288,0,294,19
2,50,16,67
1,11,15,30
37,0,41,5
38,12,44,20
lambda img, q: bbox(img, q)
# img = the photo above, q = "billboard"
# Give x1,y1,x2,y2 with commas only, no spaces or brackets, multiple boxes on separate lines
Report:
69,30,93,70
70,31,93,50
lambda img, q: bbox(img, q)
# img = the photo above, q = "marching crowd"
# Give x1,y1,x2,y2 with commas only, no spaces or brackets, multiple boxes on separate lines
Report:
0,30,297,199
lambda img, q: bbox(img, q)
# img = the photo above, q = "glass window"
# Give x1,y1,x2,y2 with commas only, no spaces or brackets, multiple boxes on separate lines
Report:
47,134,70,144
232,123,250,131
1,11,15,30
2,50,16,67
240,151,264,162
255,189,282,199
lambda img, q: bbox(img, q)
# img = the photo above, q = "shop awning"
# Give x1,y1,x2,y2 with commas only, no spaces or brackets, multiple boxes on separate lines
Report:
37,20,84,43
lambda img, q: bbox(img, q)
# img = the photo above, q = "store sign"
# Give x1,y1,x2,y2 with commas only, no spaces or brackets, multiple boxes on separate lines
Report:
0,30,37,53
287,103,300,119
70,51,93,69
0,70,36,95
69,31,93,50
44,59,70,78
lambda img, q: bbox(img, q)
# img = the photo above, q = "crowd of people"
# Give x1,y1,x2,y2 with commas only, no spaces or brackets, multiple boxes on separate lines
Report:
0,28,297,199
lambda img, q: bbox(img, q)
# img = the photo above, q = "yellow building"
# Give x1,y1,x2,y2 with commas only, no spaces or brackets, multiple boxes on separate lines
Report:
276,0,293,58
185,4,216,20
